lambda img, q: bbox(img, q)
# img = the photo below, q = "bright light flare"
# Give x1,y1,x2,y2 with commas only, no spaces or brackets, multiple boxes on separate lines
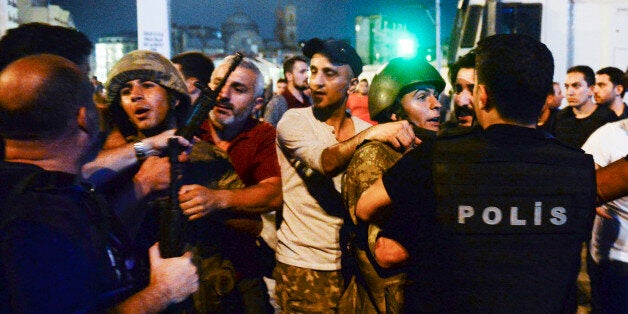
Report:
397,38,417,58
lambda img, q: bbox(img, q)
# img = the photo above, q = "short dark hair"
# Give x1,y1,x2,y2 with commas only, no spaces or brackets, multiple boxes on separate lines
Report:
360,78,368,84
0,55,93,140
283,55,308,76
277,78,287,84
171,51,215,86
596,66,625,97
448,51,476,86
567,65,595,88
475,34,553,125
0,23,93,71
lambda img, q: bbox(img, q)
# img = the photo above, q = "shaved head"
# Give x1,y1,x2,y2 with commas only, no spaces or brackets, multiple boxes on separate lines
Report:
0,54,94,140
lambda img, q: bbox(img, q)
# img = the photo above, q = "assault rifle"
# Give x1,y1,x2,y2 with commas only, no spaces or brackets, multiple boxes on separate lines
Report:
158,52,244,258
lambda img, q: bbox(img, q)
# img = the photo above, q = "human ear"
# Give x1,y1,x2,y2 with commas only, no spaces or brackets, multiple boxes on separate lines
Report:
477,84,489,111
348,77,359,95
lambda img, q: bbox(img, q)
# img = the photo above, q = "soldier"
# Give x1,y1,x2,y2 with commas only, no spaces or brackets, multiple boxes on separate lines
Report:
341,57,445,313
83,50,277,312
357,34,596,312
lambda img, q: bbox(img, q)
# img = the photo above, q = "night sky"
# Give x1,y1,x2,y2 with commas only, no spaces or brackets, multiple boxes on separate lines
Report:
51,0,458,48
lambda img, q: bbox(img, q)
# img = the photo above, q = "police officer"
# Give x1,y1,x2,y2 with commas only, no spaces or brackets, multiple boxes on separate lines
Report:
341,57,445,313
0,54,198,313
356,34,596,312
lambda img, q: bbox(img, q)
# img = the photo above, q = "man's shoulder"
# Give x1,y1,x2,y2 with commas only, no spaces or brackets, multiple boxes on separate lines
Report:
588,118,628,139
593,104,620,121
0,165,91,243
276,107,313,130
244,119,277,139
353,141,400,164
268,94,287,105
351,114,373,133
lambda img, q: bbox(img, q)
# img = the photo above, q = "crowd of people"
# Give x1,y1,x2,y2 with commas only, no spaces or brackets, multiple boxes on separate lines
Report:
1,22,627,313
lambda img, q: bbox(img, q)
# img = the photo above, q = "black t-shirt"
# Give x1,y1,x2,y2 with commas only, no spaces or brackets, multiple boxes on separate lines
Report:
551,104,618,148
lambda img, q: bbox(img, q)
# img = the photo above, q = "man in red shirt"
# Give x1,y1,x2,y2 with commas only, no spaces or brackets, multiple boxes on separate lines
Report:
347,78,377,125
189,55,282,313
263,56,311,127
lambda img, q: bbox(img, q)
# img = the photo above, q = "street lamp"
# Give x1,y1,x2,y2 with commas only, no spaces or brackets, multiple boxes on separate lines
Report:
416,1,442,70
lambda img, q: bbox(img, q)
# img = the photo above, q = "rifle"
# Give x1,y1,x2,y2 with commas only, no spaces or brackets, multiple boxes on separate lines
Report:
158,51,244,258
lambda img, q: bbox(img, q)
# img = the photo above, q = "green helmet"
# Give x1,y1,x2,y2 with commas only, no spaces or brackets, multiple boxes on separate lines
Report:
368,57,445,121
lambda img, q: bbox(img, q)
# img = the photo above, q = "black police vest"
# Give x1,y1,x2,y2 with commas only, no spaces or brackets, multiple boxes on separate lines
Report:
431,129,596,313
0,163,146,311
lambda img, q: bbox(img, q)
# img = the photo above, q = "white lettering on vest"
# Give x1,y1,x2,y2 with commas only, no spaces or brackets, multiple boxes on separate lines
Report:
510,207,526,225
550,207,567,225
456,202,568,226
534,202,542,225
482,207,502,225
458,205,474,223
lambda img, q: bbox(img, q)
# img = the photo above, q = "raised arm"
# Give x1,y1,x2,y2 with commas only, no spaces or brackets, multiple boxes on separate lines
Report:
320,120,419,176
82,128,190,180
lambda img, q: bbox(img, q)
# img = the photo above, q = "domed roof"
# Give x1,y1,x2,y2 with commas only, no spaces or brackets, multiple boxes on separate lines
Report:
224,12,256,28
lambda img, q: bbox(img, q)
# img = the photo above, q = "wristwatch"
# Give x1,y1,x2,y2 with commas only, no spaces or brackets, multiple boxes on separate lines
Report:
133,140,153,160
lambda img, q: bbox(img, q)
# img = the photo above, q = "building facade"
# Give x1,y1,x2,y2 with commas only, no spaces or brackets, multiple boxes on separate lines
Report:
17,0,75,27
94,34,137,82
355,15,416,65
0,0,19,37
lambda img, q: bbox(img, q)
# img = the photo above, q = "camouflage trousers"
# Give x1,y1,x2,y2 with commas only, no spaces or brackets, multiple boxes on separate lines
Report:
273,262,345,313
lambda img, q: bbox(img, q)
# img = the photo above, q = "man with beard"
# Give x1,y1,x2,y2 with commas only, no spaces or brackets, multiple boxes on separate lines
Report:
340,56,445,313
357,34,596,312
442,51,476,131
0,54,198,313
185,55,282,313
594,67,626,119
263,55,311,127
273,38,418,312
84,51,279,312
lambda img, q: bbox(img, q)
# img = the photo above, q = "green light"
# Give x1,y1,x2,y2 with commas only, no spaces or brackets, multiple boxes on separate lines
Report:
397,38,417,58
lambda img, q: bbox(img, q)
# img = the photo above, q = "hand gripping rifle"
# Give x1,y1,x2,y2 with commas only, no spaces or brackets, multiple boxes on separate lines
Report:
158,52,244,258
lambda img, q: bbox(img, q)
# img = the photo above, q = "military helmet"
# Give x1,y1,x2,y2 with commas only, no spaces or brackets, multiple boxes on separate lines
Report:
106,50,190,108
105,50,191,138
368,57,445,121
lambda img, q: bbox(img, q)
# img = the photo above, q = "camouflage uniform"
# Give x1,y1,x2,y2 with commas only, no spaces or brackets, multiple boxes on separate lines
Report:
273,262,344,313
132,136,250,313
340,141,407,313
104,50,262,313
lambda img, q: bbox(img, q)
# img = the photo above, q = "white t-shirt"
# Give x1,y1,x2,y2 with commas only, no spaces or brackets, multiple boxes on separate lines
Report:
582,118,628,263
275,107,371,270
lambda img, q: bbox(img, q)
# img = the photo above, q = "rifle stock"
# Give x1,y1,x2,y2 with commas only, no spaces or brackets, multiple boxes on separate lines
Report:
158,51,244,258
157,52,244,312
